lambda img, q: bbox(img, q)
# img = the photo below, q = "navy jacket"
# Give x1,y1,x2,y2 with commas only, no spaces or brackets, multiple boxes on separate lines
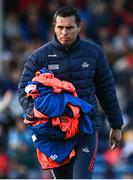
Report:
18,36,124,130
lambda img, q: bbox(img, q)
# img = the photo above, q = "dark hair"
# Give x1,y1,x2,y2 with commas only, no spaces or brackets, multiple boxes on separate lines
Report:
53,6,81,26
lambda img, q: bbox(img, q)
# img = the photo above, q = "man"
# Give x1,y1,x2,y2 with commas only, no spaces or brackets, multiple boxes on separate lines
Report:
18,6,124,179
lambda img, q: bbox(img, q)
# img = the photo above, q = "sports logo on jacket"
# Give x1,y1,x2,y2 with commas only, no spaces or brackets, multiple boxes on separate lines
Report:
82,146,90,153
50,154,58,161
32,134,37,142
48,64,59,70
81,61,89,68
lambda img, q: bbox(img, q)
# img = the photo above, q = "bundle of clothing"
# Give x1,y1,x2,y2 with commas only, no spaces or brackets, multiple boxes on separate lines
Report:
24,67,94,169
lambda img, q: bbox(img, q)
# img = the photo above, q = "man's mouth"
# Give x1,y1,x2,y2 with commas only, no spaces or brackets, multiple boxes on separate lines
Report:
61,37,70,41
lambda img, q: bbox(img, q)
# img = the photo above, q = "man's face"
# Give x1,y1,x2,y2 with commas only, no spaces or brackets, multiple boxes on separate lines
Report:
54,16,81,47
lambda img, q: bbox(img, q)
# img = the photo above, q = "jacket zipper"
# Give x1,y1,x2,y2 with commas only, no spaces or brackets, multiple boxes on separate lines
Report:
66,51,73,82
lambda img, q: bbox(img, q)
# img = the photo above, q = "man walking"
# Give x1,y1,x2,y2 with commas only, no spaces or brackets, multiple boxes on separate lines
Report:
18,6,123,179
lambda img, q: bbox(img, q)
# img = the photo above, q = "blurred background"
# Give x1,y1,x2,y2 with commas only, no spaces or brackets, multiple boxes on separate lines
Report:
0,0,133,179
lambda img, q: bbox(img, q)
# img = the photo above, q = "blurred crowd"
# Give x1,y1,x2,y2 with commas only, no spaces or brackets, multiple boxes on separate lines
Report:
0,0,133,179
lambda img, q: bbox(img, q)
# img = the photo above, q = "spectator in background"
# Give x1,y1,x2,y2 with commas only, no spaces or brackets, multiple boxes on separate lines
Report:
111,24,133,56
20,5,48,43
108,0,133,36
4,12,21,40
0,125,9,179
0,58,24,133
17,0,44,14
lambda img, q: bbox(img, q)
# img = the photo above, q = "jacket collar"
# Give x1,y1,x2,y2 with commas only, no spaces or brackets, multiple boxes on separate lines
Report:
51,34,81,52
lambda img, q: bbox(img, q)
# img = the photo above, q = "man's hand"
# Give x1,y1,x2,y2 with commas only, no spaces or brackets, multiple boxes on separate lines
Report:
109,128,122,150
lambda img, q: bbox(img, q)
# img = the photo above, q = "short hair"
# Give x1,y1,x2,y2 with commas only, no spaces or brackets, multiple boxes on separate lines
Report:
53,6,81,26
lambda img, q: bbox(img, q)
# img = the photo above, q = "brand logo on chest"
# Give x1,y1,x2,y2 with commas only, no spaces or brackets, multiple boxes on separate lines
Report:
81,61,89,68
48,54,57,57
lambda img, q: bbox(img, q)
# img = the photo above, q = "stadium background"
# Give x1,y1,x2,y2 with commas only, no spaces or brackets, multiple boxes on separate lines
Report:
0,0,133,178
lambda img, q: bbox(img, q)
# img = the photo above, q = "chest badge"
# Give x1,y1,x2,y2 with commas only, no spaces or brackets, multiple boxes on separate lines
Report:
48,64,59,70
82,61,89,68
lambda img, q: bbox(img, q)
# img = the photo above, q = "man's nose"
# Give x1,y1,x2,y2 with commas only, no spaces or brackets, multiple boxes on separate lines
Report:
62,28,68,35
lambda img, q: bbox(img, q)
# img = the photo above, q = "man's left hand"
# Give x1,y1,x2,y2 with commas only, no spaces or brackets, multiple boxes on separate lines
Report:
109,128,122,150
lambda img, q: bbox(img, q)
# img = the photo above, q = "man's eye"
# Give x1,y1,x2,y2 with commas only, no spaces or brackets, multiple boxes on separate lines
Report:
67,27,73,30
58,26,63,29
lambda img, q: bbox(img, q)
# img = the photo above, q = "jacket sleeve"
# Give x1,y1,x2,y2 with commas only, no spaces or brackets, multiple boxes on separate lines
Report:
17,54,41,114
95,47,124,129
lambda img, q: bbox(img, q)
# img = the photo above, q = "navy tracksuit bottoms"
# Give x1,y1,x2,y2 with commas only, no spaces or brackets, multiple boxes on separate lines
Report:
52,131,98,179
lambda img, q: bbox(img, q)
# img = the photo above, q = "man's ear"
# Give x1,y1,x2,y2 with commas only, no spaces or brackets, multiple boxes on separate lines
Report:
78,23,82,32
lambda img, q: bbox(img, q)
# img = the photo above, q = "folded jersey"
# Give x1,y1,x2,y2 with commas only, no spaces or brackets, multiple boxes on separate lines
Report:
24,67,94,168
